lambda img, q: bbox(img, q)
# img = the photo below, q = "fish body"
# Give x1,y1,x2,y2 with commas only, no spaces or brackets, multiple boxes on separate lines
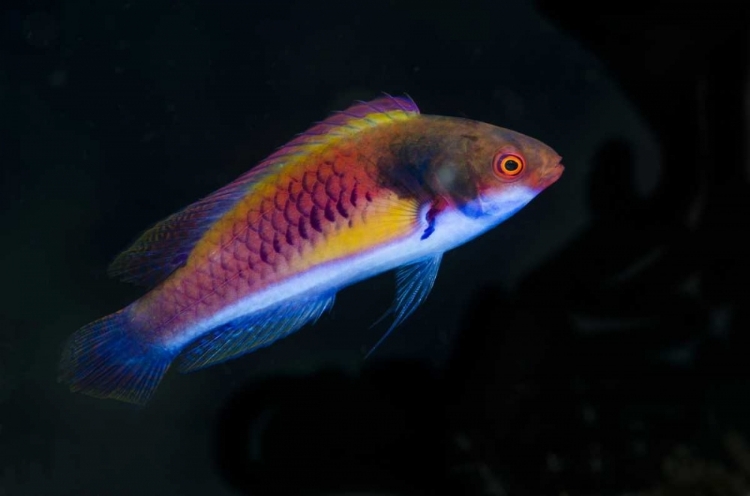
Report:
59,95,563,404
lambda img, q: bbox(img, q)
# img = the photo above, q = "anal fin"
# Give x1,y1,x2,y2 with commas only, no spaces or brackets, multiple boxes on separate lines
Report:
178,293,336,372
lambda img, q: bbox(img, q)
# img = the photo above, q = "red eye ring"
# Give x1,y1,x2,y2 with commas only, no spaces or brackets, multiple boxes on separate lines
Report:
493,152,525,178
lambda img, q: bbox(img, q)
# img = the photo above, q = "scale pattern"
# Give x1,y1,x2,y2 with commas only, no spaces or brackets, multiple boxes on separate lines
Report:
136,142,416,340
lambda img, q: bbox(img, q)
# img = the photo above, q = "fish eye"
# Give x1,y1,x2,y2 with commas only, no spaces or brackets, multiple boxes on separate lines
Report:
493,152,525,178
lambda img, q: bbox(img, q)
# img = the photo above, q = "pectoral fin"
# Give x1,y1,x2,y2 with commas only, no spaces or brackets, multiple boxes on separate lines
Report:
365,253,443,358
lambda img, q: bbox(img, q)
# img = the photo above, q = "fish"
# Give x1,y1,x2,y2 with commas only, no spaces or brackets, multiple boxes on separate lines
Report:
59,95,564,405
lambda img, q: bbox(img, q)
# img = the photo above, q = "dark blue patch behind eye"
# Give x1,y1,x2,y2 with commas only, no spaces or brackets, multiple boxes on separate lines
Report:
421,211,437,239
421,222,435,240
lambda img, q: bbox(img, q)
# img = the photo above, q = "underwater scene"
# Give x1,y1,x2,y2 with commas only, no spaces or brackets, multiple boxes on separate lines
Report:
2,1,749,495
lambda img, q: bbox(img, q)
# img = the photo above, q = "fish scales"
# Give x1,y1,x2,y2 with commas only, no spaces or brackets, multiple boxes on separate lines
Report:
59,95,564,405
134,135,404,343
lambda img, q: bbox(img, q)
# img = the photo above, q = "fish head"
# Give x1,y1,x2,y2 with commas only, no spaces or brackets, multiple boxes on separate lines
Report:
427,119,564,222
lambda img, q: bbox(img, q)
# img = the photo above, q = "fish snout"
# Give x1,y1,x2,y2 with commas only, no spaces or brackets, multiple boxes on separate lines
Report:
536,157,564,190
549,161,564,181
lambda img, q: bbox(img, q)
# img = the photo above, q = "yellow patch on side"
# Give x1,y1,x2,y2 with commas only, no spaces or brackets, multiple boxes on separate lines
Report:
293,192,421,272
188,109,418,265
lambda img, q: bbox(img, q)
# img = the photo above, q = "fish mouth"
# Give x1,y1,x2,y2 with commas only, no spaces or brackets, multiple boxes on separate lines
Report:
552,162,565,179
538,161,564,189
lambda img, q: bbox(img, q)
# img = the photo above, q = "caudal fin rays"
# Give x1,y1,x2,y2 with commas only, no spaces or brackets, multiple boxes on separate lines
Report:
58,308,175,406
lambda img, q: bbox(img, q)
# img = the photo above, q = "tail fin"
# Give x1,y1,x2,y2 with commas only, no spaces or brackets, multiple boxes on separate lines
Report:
58,309,174,405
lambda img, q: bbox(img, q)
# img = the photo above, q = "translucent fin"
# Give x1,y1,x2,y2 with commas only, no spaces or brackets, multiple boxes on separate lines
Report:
178,293,336,372
108,94,420,288
58,308,175,405
365,254,443,358
108,195,243,287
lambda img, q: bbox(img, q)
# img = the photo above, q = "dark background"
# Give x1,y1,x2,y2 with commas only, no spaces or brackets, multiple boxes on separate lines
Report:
1,0,749,495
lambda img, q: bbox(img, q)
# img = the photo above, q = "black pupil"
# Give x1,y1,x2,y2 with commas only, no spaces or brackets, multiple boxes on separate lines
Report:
504,159,519,171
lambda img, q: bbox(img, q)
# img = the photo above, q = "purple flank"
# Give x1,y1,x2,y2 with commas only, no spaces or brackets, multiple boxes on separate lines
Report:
324,202,336,222
272,236,283,254
310,206,323,233
336,198,349,218
106,95,418,289
60,94,425,405
259,243,271,264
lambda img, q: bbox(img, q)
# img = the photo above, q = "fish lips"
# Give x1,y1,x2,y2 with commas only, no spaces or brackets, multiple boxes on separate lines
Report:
537,162,565,190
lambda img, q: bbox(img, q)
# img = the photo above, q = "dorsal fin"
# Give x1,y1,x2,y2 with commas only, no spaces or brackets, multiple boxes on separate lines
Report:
107,94,420,287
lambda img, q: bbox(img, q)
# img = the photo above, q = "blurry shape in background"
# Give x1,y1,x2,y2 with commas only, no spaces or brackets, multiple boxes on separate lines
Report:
22,10,59,48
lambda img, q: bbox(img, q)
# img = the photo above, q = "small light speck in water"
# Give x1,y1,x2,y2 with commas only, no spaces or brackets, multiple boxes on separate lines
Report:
584,68,601,83
454,433,472,452
678,272,702,296
710,305,733,338
49,69,67,87
546,452,563,473
582,404,597,424
589,455,603,473
248,407,276,461
633,439,648,456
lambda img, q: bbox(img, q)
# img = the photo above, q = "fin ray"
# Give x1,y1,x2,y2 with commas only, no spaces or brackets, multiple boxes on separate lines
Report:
365,254,442,358
108,94,420,288
58,308,175,405
178,293,336,372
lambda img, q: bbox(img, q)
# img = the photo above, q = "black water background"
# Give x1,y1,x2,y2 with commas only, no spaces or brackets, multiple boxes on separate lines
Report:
1,1,748,495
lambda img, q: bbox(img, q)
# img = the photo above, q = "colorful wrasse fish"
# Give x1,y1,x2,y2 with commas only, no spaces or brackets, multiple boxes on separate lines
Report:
59,95,563,405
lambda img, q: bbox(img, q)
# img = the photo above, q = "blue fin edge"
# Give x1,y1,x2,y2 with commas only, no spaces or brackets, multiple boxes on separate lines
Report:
178,293,336,372
58,308,175,406
365,254,442,358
